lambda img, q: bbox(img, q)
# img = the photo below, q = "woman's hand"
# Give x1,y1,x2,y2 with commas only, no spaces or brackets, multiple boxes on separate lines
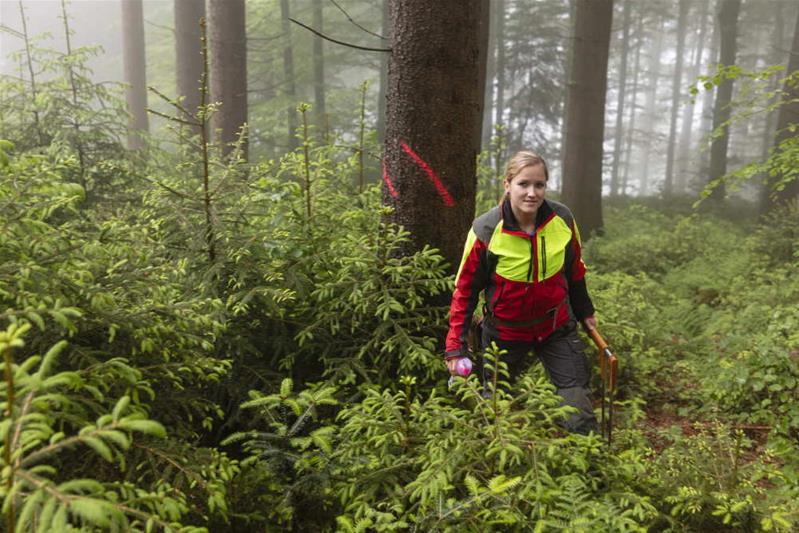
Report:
582,315,597,331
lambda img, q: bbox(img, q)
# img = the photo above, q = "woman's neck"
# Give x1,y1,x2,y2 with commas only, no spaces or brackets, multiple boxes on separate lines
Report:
511,206,536,233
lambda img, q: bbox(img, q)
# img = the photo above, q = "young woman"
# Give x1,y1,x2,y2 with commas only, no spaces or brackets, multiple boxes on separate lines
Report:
445,151,598,434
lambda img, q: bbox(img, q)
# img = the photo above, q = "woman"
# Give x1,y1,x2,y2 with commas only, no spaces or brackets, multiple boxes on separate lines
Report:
445,150,598,435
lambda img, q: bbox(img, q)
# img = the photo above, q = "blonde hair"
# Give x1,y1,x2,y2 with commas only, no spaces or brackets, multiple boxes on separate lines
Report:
504,151,550,183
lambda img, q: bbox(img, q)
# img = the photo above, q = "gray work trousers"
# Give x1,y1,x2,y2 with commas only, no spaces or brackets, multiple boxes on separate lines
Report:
481,320,598,435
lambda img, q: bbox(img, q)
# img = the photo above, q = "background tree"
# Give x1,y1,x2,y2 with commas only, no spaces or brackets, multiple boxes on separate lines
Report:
280,0,298,152
121,0,148,150
765,4,799,209
174,0,205,134
384,0,487,271
208,0,248,160
664,0,689,196
707,0,741,203
561,0,613,237
609,0,631,197
311,0,326,139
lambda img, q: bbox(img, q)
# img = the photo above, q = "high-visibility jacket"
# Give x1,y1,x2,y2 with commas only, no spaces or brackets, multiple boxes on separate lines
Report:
445,199,594,357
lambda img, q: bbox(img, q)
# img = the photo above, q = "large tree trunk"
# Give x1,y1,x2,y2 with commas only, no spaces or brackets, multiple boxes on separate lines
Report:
610,0,631,197
312,0,326,138
676,0,710,188
707,0,741,203
208,0,247,160
765,5,799,209
280,0,298,151
664,0,689,197
174,0,205,133
384,0,486,273
561,0,613,237
121,0,149,150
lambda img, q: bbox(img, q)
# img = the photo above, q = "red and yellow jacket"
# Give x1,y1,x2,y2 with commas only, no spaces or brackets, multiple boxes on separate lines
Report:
445,199,594,357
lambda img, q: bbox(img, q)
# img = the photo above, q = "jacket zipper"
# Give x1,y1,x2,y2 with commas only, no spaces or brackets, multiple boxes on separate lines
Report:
541,236,547,280
527,236,534,282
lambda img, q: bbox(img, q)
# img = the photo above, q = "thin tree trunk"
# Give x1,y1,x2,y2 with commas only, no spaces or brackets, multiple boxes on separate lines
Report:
377,0,389,144
480,0,498,151
707,0,741,203
561,0,613,237
476,1,490,153
765,5,799,208
676,0,710,188
561,0,578,188
640,16,664,196
494,0,506,136
700,4,720,182
121,0,149,150
208,0,248,160
610,0,631,197
175,0,205,130
60,0,86,190
664,0,689,196
312,0,326,139
384,0,484,272
622,13,643,196
758,1,786,211
280,0,298,151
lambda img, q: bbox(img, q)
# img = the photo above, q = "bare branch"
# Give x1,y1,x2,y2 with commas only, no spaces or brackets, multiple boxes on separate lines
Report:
328,0,387,40
289,17,390,53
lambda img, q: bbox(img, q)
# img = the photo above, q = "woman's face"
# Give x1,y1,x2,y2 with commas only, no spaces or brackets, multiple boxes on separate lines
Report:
504,163,547,221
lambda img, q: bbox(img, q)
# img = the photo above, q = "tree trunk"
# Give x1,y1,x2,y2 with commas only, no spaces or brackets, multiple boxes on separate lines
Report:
280,0,299,151
676,0,710,188
174,0,205,133
664,0,689,196
707,0,741,203
494,0,506,137
765,5,799,208
700,4,720,183
312,0,326,139
480,0,498,150
208,0,247,160
121,0,149,150
384,0,485,272
561,0,613,237
640,16,664,196
377,0,390,144
622,12,643,196
561,0,578,187
610,0,631,197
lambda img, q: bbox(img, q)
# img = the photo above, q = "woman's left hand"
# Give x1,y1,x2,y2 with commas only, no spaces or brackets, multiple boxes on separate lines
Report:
582,315,597,331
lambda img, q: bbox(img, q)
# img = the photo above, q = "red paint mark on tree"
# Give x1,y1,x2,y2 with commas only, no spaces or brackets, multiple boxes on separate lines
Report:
400,141,456,207
382,158,398,198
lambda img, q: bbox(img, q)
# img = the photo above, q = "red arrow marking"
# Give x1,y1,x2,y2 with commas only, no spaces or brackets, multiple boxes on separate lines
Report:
400,141,456,207
382,158,398,198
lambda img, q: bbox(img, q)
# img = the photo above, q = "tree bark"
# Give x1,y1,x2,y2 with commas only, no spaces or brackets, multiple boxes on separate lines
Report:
121,0,149,150
765,5,799,208
664,0,689,196
707,0,741,203
312,0,326,139
493,0,506,137
384,0,485,272
610,0,631,197
174,0,205,133
280,0,298,151
561,0,613,237
208,0,247,160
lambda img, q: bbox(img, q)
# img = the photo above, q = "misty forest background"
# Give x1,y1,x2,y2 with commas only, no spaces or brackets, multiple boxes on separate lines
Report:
1,0,798,531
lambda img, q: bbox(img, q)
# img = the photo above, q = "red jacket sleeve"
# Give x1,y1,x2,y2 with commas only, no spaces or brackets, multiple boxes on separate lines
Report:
445,229,488,357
